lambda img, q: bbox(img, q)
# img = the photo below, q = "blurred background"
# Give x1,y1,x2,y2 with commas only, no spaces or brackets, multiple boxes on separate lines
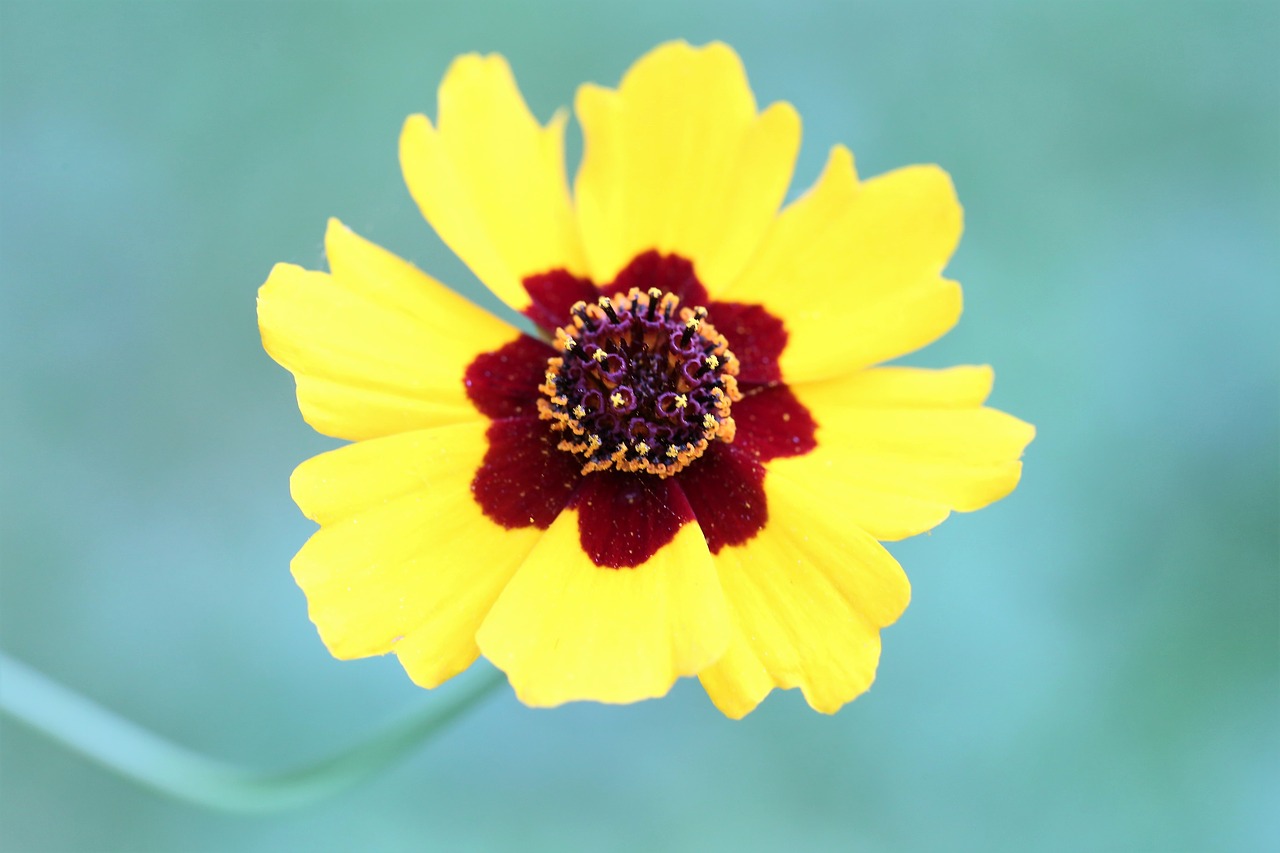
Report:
2,1,1276,850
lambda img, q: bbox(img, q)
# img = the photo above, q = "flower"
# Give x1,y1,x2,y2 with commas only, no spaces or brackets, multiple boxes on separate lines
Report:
257,41,1034,718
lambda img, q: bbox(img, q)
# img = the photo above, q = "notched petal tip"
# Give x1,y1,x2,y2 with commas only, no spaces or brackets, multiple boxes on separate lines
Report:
948,411,1034,512
714,702,759,721
287,454,327,524
445,51,512,75
395,642,481,691
628,38,745,70
801,670,879,716
545,105,570,132
698,634,775,719
869,162,965,244
398,112,436,164
826,143,858,182
399,111,432,136
322,215,352,249
618,38,756,111
257,263,320,345
258,260,308,293
780,143,859,222
1018,419,1038,448
602,39,753,116
969,365,997,402
438,52,520,106
753,99,803,169
321,216,356,269
943,276,965,316
572,81,616,121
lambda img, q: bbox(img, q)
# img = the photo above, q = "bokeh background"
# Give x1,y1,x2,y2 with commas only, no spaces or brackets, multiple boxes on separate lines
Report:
2,1,1276,850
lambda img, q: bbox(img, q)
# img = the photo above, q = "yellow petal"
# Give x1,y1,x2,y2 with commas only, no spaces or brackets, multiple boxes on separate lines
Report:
290,423,542,688
768,369,1036,540
699,473,910,715
793,278,963,380
697,625,774,720
400,54,585,312
820,364,995,408
574,41,801,292
476,512,730,707
726,147,965,382
258,219,518,441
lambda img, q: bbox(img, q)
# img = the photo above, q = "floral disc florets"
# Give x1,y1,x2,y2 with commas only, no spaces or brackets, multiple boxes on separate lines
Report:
538,288,742,477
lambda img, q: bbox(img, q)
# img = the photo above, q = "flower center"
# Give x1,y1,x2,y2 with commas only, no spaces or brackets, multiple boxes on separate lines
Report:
537,288,742,477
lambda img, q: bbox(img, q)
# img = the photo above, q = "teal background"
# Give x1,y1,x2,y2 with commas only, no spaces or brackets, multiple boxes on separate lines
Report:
2,1,1276,850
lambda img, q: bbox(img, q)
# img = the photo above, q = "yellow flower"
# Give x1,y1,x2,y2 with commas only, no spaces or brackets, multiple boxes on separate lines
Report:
257,42,1034,718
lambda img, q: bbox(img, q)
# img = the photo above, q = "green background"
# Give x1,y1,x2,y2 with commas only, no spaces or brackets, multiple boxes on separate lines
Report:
2,1,1276,850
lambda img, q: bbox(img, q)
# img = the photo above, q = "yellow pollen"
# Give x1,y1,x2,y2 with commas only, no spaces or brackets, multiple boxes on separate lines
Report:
703,413,716,429
610,392,626,408
592,349,608,363
563,338,576,350
706,354,720,370
635,441,650,456
674,394,688,409
685,317,701,331
647,287,662,299
598,296,612,308
572,405,586,418
666,446,679,458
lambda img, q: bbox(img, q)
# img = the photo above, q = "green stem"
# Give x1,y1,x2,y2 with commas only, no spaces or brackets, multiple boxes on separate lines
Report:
0,651,506,812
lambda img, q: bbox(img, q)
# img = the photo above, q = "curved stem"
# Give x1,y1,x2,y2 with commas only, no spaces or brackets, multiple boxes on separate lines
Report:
0,652,506,812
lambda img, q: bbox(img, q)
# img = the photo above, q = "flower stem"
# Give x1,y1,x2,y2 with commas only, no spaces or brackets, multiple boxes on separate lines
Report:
0,651,506,812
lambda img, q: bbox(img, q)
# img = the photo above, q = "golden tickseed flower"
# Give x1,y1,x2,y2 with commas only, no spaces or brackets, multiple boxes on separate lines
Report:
257,42,1034,717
